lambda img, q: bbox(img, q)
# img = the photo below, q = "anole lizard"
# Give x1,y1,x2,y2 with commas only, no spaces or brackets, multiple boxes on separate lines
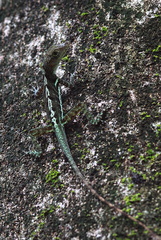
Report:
42,42,106,200
30,42,113,204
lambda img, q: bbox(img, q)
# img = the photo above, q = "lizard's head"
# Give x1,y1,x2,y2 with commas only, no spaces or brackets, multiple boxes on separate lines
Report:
43,42,69,74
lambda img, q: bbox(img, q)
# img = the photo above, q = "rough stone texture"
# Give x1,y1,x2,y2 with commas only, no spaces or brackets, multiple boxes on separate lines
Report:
1,0,161,239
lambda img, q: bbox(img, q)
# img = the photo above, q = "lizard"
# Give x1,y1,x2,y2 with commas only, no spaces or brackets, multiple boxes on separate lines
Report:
29,42,161,240
41,42,105,198
30,42,113,203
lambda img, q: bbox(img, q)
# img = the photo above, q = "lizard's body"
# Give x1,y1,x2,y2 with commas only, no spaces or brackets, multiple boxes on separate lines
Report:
43,43,103,198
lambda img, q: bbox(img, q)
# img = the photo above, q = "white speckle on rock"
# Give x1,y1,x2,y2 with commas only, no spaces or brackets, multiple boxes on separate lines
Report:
2,17,11,37
46,7,67,43
87,227,107,239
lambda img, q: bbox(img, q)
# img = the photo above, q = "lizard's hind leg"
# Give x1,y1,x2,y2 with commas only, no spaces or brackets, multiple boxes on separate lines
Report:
29,124,53,137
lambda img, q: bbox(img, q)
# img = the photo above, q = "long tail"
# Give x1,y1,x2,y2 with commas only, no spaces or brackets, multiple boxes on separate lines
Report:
54,124,161,240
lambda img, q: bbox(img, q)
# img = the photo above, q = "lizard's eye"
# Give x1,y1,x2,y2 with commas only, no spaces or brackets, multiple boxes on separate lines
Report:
52,51,59,57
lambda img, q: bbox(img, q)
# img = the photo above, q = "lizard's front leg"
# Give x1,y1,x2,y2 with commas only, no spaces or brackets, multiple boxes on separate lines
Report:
62,102,102,125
